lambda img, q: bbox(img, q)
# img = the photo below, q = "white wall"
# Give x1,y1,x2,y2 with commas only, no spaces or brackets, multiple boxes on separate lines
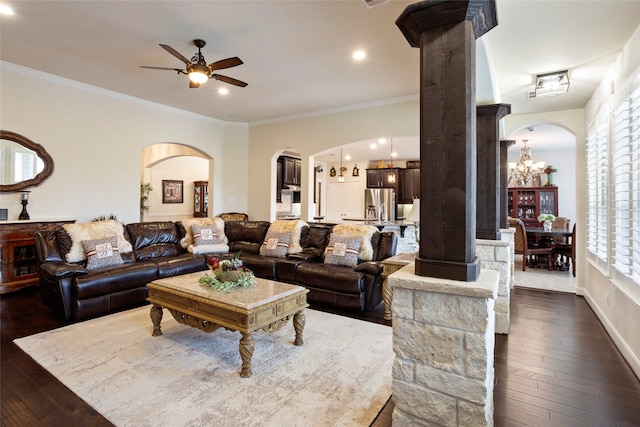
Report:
248,100,420,221
144,156,208,222
0,62,249,223
582,24,640,378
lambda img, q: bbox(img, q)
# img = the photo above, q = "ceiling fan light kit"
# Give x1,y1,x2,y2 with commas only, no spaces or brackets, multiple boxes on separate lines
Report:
141,39,247,89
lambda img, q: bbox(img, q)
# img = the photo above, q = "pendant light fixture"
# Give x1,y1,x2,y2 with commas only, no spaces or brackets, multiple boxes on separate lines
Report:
338,148,345,183
387,138,396,184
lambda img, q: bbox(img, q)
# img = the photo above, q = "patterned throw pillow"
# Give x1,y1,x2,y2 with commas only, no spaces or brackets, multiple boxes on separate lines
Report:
324,234,361,268
192,225,219,246
259,231,291,258
81,236,124,270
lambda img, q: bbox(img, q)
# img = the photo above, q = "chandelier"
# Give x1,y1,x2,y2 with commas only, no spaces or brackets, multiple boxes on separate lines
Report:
508,139,545,186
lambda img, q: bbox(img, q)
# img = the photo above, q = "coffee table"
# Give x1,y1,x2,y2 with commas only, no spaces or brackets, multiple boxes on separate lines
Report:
147,271,309,378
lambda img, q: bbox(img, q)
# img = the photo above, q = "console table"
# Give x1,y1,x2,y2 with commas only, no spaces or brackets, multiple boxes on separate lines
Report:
381,252,415,320
0,219,75,294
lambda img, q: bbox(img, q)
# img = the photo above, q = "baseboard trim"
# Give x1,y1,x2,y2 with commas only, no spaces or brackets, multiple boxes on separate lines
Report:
583,289,640,380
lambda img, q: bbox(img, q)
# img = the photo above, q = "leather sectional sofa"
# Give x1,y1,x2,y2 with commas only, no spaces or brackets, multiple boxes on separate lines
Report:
35,220,397,321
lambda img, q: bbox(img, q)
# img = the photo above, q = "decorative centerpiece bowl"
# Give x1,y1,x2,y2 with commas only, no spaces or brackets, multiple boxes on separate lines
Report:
199,252,255,292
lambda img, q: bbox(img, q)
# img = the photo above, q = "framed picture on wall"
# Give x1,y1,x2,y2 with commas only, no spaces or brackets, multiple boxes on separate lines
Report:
162,180,183,204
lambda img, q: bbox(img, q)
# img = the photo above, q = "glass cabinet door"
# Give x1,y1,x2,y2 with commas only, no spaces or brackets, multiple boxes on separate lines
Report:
539,190,555,215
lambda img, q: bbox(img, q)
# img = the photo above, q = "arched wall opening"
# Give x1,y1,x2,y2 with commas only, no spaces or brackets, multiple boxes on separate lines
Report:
141,143,213,222
506,121,577,228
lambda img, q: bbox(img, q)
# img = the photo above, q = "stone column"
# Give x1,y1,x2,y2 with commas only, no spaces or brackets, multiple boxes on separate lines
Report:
396,0,498,282
390,265,499,426
476,104,511,240
476,237,512,334
500,140,516,228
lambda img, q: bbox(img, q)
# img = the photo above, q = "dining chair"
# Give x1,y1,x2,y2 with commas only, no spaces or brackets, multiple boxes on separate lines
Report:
508,217,554,271
552,216,571,245
553,223,576,277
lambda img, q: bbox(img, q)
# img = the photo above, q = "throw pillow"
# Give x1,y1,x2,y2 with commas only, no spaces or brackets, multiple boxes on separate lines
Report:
324,234,361,268
191,224,219,246
81,236,124,270
63,220,133,263
259,231,291,258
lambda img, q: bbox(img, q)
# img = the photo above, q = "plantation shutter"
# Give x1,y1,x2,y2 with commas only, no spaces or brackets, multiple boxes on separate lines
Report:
612,85,640,285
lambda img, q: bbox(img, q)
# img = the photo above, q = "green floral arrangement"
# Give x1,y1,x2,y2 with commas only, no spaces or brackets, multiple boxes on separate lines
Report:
537,213,556,222
199,253,255,292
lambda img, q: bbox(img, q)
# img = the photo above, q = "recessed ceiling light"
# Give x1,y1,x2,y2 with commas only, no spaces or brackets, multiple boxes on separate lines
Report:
218,88,229,95
378,138,386,144
345,155,351,161
352,50,366,61
370,143,377,149
0,5,15,15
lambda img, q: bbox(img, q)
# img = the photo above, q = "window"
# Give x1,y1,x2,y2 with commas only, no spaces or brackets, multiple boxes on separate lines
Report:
611,85,640,286
586,119,608,262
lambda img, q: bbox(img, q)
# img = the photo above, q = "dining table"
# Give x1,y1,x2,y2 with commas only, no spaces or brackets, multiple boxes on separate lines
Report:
526,227,573,271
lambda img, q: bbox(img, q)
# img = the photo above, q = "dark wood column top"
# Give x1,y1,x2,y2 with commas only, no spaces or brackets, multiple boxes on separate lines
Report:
396,0,498,46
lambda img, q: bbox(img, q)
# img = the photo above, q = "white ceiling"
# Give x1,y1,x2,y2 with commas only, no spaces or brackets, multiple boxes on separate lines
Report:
1,0,639,162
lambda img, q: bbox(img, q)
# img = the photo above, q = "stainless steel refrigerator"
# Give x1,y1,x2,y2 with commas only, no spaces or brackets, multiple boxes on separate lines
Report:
364,188,396,222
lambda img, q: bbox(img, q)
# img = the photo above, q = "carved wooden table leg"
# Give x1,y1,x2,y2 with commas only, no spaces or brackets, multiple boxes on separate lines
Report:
293,310,305,346
239,332,255,378
382,279,392,321
150,304,163,336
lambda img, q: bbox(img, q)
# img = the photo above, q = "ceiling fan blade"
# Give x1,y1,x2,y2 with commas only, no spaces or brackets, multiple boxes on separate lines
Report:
209,57,243,71
140,66,185,74
211,74,248,87
159,44,190,65
189,81,200,89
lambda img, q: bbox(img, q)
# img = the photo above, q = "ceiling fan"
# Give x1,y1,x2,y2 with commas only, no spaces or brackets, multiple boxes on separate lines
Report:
140,39,248,89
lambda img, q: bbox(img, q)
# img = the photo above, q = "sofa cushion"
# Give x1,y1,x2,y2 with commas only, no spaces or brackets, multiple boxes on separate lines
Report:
63,220,133,263
82,236,124,270
301,225,331,251
295,263,365,294
259,231,290,258
126,221,184,260
154,253,207,278
74,260,158,299
225,221,270,255
324,235,361,268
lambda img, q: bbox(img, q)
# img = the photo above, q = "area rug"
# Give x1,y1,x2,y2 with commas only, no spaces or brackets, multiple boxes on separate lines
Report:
15,306,393,427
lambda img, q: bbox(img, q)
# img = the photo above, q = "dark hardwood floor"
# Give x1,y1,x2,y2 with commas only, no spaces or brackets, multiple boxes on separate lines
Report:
2,286,639,426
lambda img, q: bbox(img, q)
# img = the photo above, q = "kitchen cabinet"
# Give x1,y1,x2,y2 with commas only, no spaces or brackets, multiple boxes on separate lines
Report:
281,156,301,186
366,168,400,189
325,181,362,222
508,186,558,227
193,181,208,217
1,219,75,294
399,168,420,203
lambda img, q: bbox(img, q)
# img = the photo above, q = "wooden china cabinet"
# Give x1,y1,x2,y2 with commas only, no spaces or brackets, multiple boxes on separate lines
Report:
507,186,558,227
0,219,75,293
193,181,208,217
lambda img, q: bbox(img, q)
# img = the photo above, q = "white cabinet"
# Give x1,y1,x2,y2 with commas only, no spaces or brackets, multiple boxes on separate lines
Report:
325,181,362,222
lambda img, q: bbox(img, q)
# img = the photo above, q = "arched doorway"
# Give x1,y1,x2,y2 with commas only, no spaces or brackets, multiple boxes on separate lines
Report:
141,143,212,222
507,123,577,221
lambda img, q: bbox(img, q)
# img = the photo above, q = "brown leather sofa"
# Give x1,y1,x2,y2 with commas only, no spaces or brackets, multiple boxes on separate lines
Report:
35,221,206,321
35,220,397,321
224,221,398,312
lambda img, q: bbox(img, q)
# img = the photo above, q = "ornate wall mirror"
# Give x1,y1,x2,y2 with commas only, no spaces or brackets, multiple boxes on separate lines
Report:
0,130,54,192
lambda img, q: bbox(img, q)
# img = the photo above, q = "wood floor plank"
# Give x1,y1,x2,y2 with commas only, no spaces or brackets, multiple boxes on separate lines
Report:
2,286,639,427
